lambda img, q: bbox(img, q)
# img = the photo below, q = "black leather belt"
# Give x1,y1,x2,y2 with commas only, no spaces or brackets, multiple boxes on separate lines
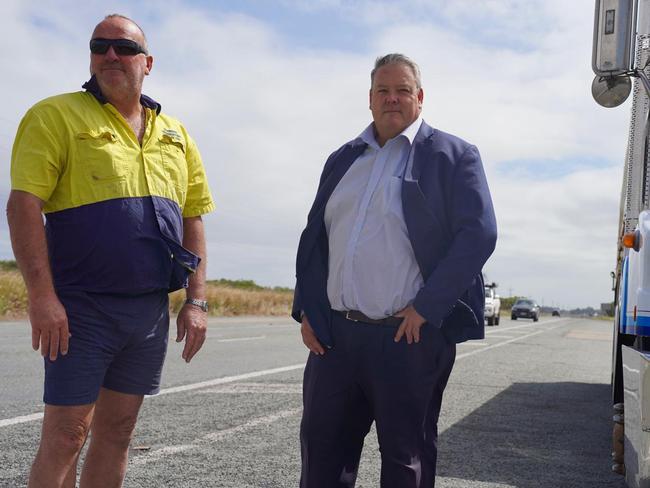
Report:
334,309,403,327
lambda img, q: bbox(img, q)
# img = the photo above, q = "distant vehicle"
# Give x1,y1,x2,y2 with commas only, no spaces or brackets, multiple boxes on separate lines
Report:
552,309,561,317
511,299,540,322
484,283,501,326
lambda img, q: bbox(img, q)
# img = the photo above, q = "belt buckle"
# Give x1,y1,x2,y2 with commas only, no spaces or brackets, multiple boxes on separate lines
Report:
345,311,358,322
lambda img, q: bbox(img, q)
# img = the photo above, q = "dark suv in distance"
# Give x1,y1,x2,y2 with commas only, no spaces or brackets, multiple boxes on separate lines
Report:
511,299,540,322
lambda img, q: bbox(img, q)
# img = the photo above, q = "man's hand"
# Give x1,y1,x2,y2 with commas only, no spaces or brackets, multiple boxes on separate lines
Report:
301,315,325,355
176,304,207,363
7,190,69,360
394,305,427,344
29,293,69,361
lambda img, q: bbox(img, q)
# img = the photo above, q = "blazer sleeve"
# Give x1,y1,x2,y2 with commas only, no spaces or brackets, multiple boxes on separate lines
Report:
291,286,303,323
412,145,497,326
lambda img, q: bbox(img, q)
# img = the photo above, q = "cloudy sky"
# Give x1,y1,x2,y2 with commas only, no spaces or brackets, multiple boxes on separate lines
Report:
0,0,633,309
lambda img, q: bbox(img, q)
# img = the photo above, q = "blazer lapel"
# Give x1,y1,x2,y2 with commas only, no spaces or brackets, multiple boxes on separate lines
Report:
310,140,367,224
402,121,440,279
297,140,367,272
405,121,435,182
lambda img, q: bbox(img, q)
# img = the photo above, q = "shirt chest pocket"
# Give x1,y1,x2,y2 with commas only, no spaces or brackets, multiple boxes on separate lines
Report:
158,134,188,189
76,130,128,182
381,176,406,221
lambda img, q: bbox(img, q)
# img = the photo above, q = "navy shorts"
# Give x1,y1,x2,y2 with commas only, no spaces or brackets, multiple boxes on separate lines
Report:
43,290,169,406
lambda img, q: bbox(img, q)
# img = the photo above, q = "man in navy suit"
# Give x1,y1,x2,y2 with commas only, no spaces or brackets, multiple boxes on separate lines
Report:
293,53,497,487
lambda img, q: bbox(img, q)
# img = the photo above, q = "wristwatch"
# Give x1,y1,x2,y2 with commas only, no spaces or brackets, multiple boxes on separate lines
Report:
185,298,209,312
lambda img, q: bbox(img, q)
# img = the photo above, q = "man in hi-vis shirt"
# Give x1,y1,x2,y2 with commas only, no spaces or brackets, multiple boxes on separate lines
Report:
7,14,214,487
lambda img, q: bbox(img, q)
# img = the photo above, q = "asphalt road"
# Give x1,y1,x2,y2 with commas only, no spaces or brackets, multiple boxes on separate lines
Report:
0,316,626,487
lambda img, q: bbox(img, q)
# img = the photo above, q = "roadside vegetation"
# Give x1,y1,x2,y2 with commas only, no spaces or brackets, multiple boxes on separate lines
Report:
168,280,293,316
499,296,518,313
0,262,28,319
0,260,293,319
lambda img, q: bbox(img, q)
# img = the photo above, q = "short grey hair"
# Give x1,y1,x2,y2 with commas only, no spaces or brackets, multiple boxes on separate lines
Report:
371,53,421,89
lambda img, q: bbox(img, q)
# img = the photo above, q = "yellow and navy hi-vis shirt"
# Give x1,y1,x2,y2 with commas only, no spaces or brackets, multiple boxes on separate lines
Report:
10,77,215,294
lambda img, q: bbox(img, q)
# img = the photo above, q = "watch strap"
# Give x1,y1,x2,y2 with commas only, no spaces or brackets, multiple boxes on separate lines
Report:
185,298,209,312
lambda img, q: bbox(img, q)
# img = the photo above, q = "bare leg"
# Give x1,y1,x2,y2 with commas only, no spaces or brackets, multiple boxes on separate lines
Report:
79,388,144,488
59,450,85,488
62,452,81,488
28,403,95,488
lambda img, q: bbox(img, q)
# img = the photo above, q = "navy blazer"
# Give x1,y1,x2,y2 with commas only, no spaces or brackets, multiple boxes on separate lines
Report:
292,121,497,346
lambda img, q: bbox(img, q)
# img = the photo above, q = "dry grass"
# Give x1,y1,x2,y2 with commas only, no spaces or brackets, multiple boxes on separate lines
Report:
0,270,293,319
168,285,293,316
0,271,29,318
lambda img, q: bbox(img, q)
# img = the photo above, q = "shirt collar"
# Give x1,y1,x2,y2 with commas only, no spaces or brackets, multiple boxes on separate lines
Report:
82,75,162,114
359,116,424,149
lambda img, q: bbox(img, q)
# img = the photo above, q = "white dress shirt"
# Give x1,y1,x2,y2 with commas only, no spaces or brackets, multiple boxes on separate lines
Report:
325,117,424,319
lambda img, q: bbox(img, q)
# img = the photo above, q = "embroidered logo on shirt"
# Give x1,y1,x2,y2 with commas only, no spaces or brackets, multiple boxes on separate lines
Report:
162,128,182,140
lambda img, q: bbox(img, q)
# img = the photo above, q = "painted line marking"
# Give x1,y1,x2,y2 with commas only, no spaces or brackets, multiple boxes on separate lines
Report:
458,342,488,347
126,322,573,467
201,382,302,394
485,327,532,335
217,335,266,343
484,319,569,335
0,364,304,428
202,408,301,442
0,318,575,429
157,364,304,396
131,408,302,466
0,322,296,340
456,323,566,360
210,324,296,332
0,413,44,428
131,444,196,466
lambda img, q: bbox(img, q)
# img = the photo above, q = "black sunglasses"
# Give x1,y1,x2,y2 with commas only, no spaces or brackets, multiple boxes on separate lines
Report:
90,38,148,56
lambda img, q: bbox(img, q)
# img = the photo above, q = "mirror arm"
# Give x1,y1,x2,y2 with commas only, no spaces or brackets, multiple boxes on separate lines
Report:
634,68,650,98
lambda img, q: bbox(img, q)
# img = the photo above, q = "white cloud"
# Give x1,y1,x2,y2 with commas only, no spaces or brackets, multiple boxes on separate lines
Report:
0,0,633,308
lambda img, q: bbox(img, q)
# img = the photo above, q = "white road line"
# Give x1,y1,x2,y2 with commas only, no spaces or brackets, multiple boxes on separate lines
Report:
0,412,44,428
132,408,302,466
202,408,301,442
458,342,488,347
128,323,571,467
456,323,566,360
201,382,302,394
211,324,296,332
217,335,266,343
157,364,304,396
0,319,574,429
485,327,530,335
0,323,295,340
484,319,569,335
0,364,304,428
131,444,196,466
454,322,561,349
